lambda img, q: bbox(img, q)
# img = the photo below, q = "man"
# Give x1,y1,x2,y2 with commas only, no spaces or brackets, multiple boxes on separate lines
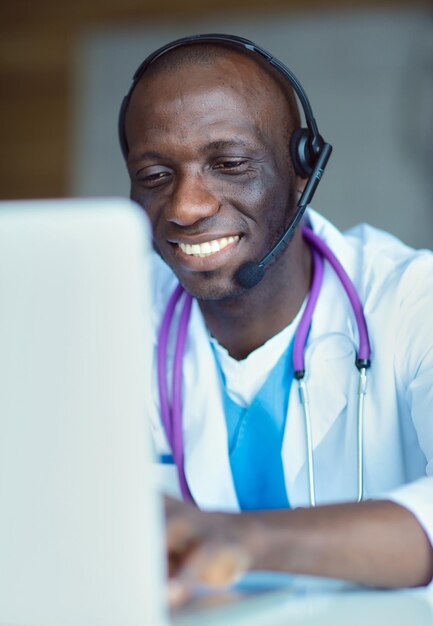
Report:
120,36,433,594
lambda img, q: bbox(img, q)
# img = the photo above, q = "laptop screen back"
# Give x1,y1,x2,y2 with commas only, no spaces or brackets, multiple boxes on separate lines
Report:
0,198,167,626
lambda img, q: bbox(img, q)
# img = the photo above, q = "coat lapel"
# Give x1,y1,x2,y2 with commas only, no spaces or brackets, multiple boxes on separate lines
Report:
182,302,239,512
282,214,362,506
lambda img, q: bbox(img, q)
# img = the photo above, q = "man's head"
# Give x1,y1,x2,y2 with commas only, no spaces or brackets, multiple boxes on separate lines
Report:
123,40,306,300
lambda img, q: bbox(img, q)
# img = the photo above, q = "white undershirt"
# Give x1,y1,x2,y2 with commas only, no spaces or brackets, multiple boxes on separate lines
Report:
209,300,306,408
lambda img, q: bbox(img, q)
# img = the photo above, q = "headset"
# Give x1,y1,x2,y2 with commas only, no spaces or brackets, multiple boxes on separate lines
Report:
118,33,333,288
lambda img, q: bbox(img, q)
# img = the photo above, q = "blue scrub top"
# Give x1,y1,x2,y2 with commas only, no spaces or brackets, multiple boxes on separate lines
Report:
213,339,295,510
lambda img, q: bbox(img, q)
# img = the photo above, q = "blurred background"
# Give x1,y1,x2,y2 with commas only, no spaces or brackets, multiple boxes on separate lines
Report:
1,1,432,246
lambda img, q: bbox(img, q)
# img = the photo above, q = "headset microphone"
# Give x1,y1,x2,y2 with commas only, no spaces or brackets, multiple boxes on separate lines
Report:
235,143,333,289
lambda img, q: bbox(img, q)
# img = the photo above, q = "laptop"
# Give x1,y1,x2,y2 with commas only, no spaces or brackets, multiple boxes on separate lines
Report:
0,198,168,626
0,197,379,626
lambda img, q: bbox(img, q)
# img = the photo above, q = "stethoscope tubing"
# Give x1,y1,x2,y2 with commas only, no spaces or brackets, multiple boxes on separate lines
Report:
157,283,193,499
303,228,371,362
293,246,324,375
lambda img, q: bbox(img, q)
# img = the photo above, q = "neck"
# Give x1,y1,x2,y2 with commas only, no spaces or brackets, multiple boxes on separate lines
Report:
198,229,312,360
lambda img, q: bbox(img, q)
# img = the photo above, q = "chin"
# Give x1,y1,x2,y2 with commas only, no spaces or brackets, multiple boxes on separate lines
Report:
178,273,246,301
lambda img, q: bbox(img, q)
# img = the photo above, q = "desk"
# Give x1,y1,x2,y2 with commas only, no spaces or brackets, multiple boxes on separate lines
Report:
174,575,433,626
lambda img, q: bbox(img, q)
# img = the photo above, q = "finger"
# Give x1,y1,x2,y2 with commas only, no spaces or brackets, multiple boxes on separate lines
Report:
166,540,251,608
166,578,193,609
167,535,200,578
180,543,251,587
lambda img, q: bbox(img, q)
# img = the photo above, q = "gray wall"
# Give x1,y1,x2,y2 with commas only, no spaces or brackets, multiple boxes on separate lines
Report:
71,8,433,248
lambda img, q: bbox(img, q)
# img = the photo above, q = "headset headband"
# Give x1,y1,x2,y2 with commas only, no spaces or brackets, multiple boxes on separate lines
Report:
118,32,326,173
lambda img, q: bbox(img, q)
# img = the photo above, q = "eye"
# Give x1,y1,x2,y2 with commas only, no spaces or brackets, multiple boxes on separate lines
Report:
136,166,172,188
213,159,249,172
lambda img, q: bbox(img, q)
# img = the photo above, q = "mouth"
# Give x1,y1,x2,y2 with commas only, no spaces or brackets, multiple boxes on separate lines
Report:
177,235,240,258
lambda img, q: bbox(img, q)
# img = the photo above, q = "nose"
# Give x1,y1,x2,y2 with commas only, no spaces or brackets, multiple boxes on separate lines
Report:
166,172,220,226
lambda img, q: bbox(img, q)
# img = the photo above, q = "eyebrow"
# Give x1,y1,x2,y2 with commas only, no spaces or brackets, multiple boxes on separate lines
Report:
198,139,258,154
129,139,260,166
128,150,163,166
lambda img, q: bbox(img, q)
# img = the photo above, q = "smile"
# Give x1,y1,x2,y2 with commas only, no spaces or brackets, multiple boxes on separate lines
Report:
178,235,240,258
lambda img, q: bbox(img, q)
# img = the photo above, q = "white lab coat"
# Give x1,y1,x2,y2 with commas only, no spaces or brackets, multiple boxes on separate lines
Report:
146,210,433,550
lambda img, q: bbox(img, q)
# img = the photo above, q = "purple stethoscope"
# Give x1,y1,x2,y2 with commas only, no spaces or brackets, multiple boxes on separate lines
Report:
157,226,371,506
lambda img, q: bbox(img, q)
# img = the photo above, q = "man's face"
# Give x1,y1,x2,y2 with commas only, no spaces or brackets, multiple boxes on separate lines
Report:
125,53,297,300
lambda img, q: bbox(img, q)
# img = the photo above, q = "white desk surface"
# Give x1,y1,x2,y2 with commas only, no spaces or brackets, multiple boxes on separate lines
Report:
174,574,433,626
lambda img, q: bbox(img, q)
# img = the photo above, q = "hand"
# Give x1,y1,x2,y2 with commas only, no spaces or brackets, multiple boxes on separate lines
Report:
164,496,433,603
165,496,254,606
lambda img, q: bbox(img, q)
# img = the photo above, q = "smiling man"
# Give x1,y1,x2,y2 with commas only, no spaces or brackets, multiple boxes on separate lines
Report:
124,41,311,359
120,35,433,592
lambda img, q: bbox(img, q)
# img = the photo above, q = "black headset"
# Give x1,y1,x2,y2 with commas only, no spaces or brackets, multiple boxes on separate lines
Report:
118,33,333,288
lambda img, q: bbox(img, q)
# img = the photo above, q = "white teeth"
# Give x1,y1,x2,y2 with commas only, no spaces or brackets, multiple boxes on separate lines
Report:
178,235,239,257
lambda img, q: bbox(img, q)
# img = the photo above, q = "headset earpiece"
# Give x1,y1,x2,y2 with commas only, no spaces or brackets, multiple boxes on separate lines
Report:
290,128,316,179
